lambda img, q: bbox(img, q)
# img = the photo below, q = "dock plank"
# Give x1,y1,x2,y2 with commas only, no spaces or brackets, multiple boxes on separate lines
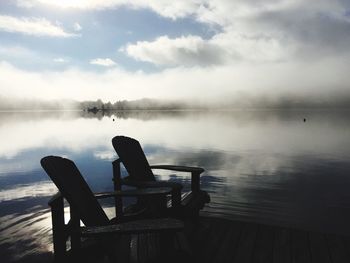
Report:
273,227,291,263
308,232,331,263
252,224,275,263
341,235,350,261
188,217,350,263
326,234,349,263
290,229,311,263
212,220,243,263
197,218,229,263
57,216,350,263
232,222,258,263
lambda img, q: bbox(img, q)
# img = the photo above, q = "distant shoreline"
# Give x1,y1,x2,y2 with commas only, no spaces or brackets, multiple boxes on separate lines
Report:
3,96,350,113
1,108,350,113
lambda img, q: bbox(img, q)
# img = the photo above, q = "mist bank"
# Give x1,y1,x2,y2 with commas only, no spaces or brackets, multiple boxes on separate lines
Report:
1,94,350,111
81,95,350,111
0,96,79,111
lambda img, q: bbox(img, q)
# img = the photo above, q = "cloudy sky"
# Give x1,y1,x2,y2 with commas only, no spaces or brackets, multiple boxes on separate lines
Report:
1,0,350,102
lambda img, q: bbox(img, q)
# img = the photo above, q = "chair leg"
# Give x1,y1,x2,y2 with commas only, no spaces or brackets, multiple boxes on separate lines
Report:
70,206,81,254
112,159,123,220
50,195,67,262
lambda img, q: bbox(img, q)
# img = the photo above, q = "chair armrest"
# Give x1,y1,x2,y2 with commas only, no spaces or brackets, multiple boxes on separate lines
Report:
94,187,172,199
150,165,204,192
121,178,183,190
80,218,184,237
150,165,204,174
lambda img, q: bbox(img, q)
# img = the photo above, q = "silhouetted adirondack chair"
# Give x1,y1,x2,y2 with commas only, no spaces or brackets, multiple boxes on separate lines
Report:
41,156,187,263
111,136,210,220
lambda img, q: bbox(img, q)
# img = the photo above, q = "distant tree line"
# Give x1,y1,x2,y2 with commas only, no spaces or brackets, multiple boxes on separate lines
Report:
80,98,188,111
71,96,350,112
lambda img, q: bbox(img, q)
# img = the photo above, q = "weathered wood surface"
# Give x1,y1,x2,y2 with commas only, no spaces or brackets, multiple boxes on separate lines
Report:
81,218,184,236
150,165,204,174
94,187,172,198
58,215,350,263
189,217,350,263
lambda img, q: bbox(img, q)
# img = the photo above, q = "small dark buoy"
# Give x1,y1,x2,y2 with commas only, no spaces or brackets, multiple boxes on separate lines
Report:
303,118,306,122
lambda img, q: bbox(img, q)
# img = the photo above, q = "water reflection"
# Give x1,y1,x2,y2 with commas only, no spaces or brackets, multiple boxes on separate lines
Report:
0,198,52,262
1,110,350,261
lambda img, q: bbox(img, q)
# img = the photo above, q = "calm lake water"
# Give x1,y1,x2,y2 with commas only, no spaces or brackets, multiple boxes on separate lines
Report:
1,109,350,262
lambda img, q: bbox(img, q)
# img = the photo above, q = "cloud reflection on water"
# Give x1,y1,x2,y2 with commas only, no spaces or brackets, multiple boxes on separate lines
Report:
1,110,350,261
0,181,56,202
0,201,53,262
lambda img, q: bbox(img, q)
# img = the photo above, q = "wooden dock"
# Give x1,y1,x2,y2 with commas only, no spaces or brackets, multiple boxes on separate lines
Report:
46,216,350,263
187,216,350,263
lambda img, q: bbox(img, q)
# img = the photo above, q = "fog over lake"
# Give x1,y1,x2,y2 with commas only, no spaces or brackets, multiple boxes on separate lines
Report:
1,110,350,261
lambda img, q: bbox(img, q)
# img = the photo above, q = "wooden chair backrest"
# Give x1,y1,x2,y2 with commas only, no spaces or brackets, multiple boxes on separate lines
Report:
41,156,110,227
112,136,155,182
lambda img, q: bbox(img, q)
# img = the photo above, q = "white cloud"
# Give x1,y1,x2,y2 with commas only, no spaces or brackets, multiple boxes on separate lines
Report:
124,32,292,66
0,15,77,37
17,0,200,19
124,35,226,66
17,1,350,23
16,1,350,64
89,58,117,67
73,22,82,31
103,0,350,66
8,0,350,102
53,58,68,63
